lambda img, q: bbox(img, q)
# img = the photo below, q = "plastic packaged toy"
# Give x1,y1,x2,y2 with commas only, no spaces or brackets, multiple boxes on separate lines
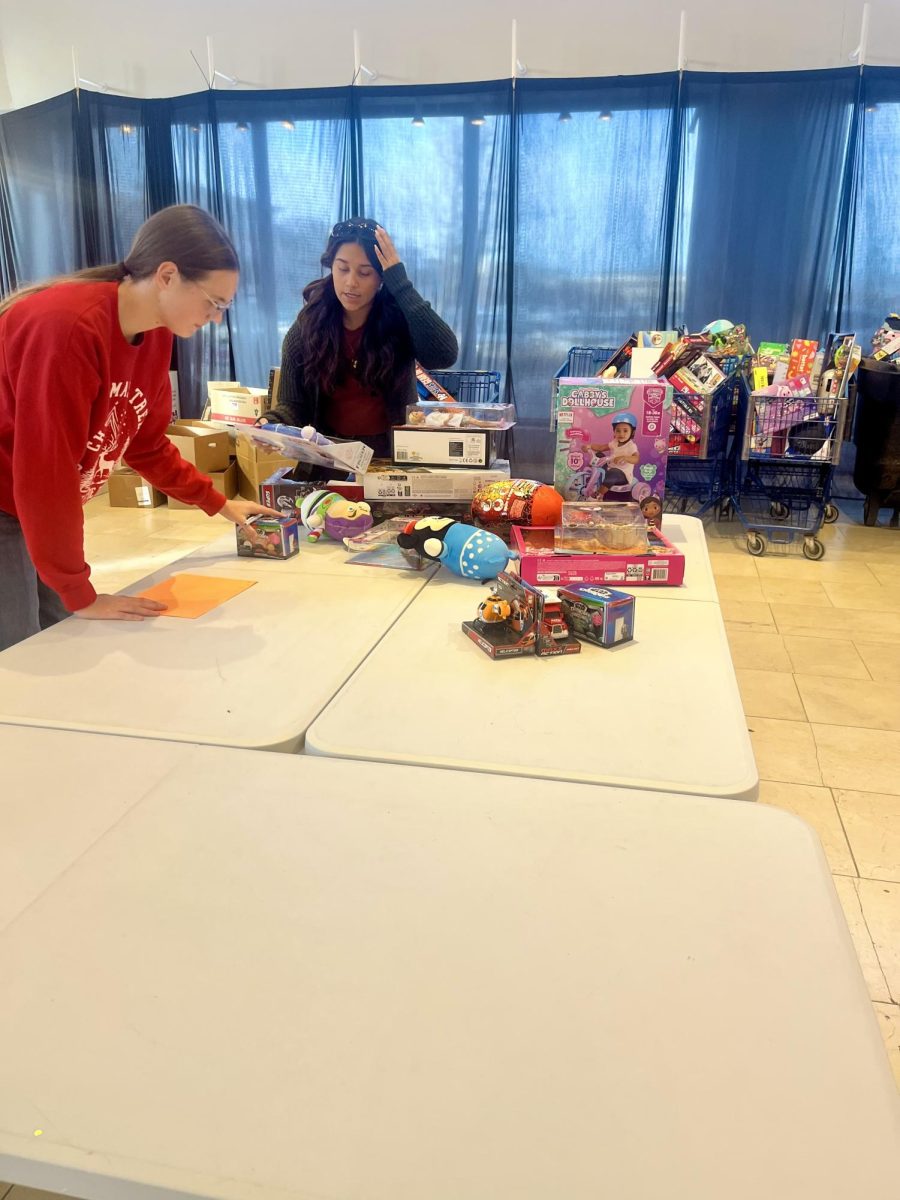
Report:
512,524,686,588
396,517,516,580
471,478,564,540
403,402,516,430
342,517,429,571
461,570,580,659
555,502,650,555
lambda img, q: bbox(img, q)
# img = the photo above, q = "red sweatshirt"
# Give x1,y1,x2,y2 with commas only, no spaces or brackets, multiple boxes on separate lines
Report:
0,281,227,612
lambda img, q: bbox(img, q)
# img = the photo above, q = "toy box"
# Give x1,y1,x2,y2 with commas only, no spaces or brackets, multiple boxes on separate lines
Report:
260,468,363,518
558,584,635,648
556,501,650,554
236,515,300,560
403,401,516,431
362,460,510,501
511,525,685,588
391,427,495,469
461,570,580,660
552,378,672,512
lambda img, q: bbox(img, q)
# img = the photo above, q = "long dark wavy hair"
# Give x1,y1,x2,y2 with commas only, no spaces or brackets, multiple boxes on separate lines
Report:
0,205,239,318
296,218,411,396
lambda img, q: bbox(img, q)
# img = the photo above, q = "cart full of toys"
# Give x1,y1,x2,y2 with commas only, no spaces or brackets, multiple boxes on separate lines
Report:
553,323,751,519
730,381,849,560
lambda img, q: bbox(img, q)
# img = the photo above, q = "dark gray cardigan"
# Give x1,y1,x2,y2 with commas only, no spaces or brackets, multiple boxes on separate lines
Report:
266,263,459,430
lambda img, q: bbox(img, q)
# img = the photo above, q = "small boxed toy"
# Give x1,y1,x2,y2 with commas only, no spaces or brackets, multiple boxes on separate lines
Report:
461,570,580,660
404,401,516,430
236,515,300,559
512,525,685,588
391,426,495,469
553,378,672,512
556,501,651,554
558,584,635,648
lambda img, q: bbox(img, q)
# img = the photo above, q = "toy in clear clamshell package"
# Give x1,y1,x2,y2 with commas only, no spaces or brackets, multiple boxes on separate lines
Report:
512,525,686,588
403,401,516,431
556,501,650,555
342,517,429,571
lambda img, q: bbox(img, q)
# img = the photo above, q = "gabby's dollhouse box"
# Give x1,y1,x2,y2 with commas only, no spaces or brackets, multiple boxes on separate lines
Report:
552,379,673,518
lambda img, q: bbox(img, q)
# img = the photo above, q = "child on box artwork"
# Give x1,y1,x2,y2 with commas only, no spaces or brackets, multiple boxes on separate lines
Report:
0,204,278,652
586,410,641,501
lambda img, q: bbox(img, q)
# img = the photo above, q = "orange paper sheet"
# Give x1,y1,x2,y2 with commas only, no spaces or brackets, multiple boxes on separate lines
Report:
134,573,257,619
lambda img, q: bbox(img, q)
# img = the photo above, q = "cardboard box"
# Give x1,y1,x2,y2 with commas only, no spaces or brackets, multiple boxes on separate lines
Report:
362,459,510,502
260,468,364,518
165,421,232,473
558,585,636,648
107,468,167,509
512,525,685,588
167,461,238,510
391,426,494,468
236,515,300,560
235,437,296,501
553,378,672,508
207,383,268,425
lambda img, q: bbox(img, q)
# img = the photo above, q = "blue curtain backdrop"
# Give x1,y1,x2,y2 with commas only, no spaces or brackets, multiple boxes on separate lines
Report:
668,69,860,343
842,67,900,340
356,81,512,376
512,73,679,473
0,67,898,442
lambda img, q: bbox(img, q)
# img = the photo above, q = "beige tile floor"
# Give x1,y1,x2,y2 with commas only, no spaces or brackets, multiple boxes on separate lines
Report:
2,495,899,1200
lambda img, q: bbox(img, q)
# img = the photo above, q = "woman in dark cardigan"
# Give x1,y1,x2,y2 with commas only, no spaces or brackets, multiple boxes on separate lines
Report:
265,217,458,456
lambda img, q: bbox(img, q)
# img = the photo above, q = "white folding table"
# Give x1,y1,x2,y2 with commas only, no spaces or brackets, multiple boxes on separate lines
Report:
307,573,758,799
0,729,896,1200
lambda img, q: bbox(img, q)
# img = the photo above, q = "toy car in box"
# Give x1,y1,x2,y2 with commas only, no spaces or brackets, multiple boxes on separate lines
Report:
511,524,685,588
461,570,579,660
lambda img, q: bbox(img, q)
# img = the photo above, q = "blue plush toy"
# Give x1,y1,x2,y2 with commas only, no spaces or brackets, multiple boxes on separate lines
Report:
396,517,516,581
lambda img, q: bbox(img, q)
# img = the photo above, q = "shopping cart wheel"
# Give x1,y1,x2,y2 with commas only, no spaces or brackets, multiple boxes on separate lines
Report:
718,498,734,521
746,532,767,557
770,501,790,521
803,537,825,561
824,504,839,524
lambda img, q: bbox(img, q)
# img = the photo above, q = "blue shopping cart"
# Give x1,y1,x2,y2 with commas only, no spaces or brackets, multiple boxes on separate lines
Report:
729,389,847,559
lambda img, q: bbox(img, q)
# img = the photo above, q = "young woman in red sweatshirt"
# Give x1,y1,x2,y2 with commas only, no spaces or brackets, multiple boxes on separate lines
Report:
0,204,278,652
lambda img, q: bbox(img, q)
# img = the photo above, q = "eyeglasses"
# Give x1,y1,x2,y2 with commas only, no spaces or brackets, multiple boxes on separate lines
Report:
192,280,233,313
331,218,378,240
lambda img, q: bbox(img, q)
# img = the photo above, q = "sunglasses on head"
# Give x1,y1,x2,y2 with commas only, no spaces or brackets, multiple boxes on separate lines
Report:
331,218,378,239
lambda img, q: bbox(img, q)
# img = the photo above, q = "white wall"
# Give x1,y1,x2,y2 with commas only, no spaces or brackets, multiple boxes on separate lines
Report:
0,0,898,110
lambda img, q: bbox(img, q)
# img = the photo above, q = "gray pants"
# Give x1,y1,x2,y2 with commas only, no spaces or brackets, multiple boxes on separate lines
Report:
0,509,70,652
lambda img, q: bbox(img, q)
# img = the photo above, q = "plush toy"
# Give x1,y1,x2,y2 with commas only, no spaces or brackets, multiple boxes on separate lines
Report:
298,489,373,543
470,479,563,539
396,517,516,580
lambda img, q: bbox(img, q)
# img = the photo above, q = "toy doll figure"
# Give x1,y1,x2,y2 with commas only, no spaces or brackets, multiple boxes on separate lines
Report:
639,493,663,529
298,489,373,542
